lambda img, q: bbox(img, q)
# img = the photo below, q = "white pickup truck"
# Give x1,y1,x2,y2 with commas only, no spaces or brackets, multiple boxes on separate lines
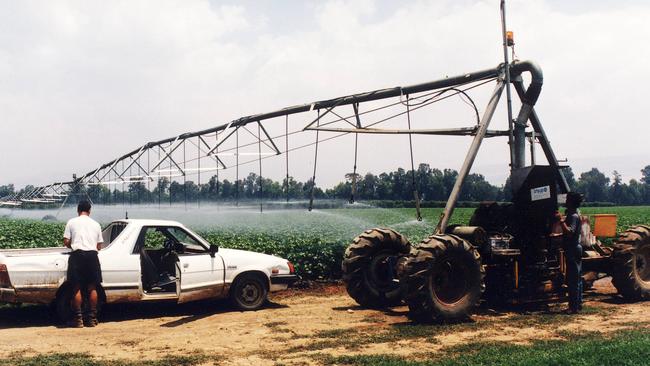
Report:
0,219,299,320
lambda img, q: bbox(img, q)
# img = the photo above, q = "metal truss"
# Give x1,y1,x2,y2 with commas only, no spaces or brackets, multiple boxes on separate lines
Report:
2,59,566,230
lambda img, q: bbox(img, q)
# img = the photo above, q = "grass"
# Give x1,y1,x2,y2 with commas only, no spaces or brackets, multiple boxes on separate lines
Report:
322,328,650,366
0,353,214,366
283,304,614,357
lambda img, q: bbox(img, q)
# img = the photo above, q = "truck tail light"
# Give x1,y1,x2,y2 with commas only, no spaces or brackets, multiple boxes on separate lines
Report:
0,264,11,288
287,261,295,274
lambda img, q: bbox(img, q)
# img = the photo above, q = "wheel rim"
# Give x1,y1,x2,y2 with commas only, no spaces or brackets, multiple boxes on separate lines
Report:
635,245,650,284
240,282,262,305
429,256,470,306
366,250,400,292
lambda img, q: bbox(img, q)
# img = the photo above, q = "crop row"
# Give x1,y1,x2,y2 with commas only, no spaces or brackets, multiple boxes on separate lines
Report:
1,207,648,279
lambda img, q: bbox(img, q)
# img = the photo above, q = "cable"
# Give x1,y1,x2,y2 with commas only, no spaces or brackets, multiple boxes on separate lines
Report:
406,95,423,221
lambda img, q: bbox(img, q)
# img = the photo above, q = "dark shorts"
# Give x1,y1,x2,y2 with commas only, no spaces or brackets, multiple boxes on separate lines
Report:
67,250,102,287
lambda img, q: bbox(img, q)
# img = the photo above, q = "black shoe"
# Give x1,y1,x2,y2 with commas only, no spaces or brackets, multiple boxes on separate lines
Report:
68,311,84,328
83,310,98,327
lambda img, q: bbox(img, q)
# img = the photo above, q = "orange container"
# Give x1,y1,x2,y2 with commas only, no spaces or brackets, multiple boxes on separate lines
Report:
593,214,617,237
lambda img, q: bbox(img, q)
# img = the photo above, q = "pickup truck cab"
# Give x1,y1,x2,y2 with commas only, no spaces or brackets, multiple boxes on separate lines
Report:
0,219,298,320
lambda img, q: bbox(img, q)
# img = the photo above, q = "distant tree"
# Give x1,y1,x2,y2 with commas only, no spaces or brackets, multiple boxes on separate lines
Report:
0,184,15,198
641,165,650,184
418,165,445,201
375,173,391,199
441,169,458,198
619,179,642,205
577,168,610,202
128,182,149,204
641,165,650,204
501,176,513,201
359,173,378,199
460,174,498,202
151,178,170,203
610,171,623,205
86,184,110,204
220,179,234,199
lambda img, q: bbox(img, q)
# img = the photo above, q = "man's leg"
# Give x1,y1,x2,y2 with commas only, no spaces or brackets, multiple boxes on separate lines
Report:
566,258,578,313
577,258,583,311
69,284,84,327
84,283,99,327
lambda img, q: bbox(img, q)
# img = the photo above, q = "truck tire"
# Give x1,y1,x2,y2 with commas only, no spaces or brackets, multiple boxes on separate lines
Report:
342,228,411,308
611,225,650,301
230,273,269,311
400,234,484,322
55,285,74,323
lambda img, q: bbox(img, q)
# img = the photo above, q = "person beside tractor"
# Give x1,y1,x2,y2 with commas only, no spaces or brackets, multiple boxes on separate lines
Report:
63,200,104,327
555,192,585,314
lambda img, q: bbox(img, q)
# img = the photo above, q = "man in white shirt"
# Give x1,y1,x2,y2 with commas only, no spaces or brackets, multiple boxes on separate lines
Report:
63,200,103,327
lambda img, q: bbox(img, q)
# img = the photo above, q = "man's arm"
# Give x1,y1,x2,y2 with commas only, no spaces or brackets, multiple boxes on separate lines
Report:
63,222,72,248
554,212,579,235
96,223,104,251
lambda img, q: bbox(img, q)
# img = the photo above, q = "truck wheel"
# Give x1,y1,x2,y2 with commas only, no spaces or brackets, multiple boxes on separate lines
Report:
230,273,269,311
611,225,650,301
400,234,484,323
55,286,74,323
342,228,411,308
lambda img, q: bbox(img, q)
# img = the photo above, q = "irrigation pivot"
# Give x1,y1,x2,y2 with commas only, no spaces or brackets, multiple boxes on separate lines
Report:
3,1,648,324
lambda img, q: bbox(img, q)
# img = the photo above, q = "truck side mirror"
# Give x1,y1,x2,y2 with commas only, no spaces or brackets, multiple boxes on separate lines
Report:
209,244,218,257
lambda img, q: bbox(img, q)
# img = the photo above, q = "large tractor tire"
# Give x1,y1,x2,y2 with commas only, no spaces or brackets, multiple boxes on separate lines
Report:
611,225,650,301
342,228,411,308
400,234,485,323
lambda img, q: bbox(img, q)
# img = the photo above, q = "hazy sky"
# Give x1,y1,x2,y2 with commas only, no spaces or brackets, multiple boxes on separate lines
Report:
2,0,649,189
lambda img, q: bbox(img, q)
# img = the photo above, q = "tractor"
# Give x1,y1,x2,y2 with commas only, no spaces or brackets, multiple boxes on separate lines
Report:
341,3,650,323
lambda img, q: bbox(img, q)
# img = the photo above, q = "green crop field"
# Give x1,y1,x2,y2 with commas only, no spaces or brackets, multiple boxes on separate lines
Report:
1,206,649,279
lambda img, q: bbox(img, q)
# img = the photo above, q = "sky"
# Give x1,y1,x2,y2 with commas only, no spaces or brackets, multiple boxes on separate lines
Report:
1,0,649,190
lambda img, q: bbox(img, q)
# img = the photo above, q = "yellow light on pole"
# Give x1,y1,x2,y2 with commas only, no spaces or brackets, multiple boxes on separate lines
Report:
506,31,515,46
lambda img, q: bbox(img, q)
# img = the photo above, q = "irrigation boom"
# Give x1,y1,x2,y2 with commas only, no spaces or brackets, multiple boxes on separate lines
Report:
3,59,566,234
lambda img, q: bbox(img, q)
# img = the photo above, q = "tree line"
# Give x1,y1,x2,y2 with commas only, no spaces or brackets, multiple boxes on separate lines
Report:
2,164,650,205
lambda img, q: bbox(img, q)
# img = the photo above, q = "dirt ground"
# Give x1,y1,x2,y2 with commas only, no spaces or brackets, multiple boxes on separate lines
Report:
0,278,648,365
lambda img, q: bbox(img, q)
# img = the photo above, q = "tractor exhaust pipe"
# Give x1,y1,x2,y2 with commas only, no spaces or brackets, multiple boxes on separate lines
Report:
510,60,543,169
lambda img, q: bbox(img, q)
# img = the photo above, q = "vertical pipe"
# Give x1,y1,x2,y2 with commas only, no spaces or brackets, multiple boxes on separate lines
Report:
529,130,536,165
514,121,527,169
435,81,505,234
500,0,516,171
512,80,569,193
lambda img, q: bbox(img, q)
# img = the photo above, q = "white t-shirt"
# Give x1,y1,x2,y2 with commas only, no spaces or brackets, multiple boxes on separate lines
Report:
63,215,103,252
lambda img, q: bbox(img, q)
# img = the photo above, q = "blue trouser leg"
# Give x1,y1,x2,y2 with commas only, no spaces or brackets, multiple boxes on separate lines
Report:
566,245,583,311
